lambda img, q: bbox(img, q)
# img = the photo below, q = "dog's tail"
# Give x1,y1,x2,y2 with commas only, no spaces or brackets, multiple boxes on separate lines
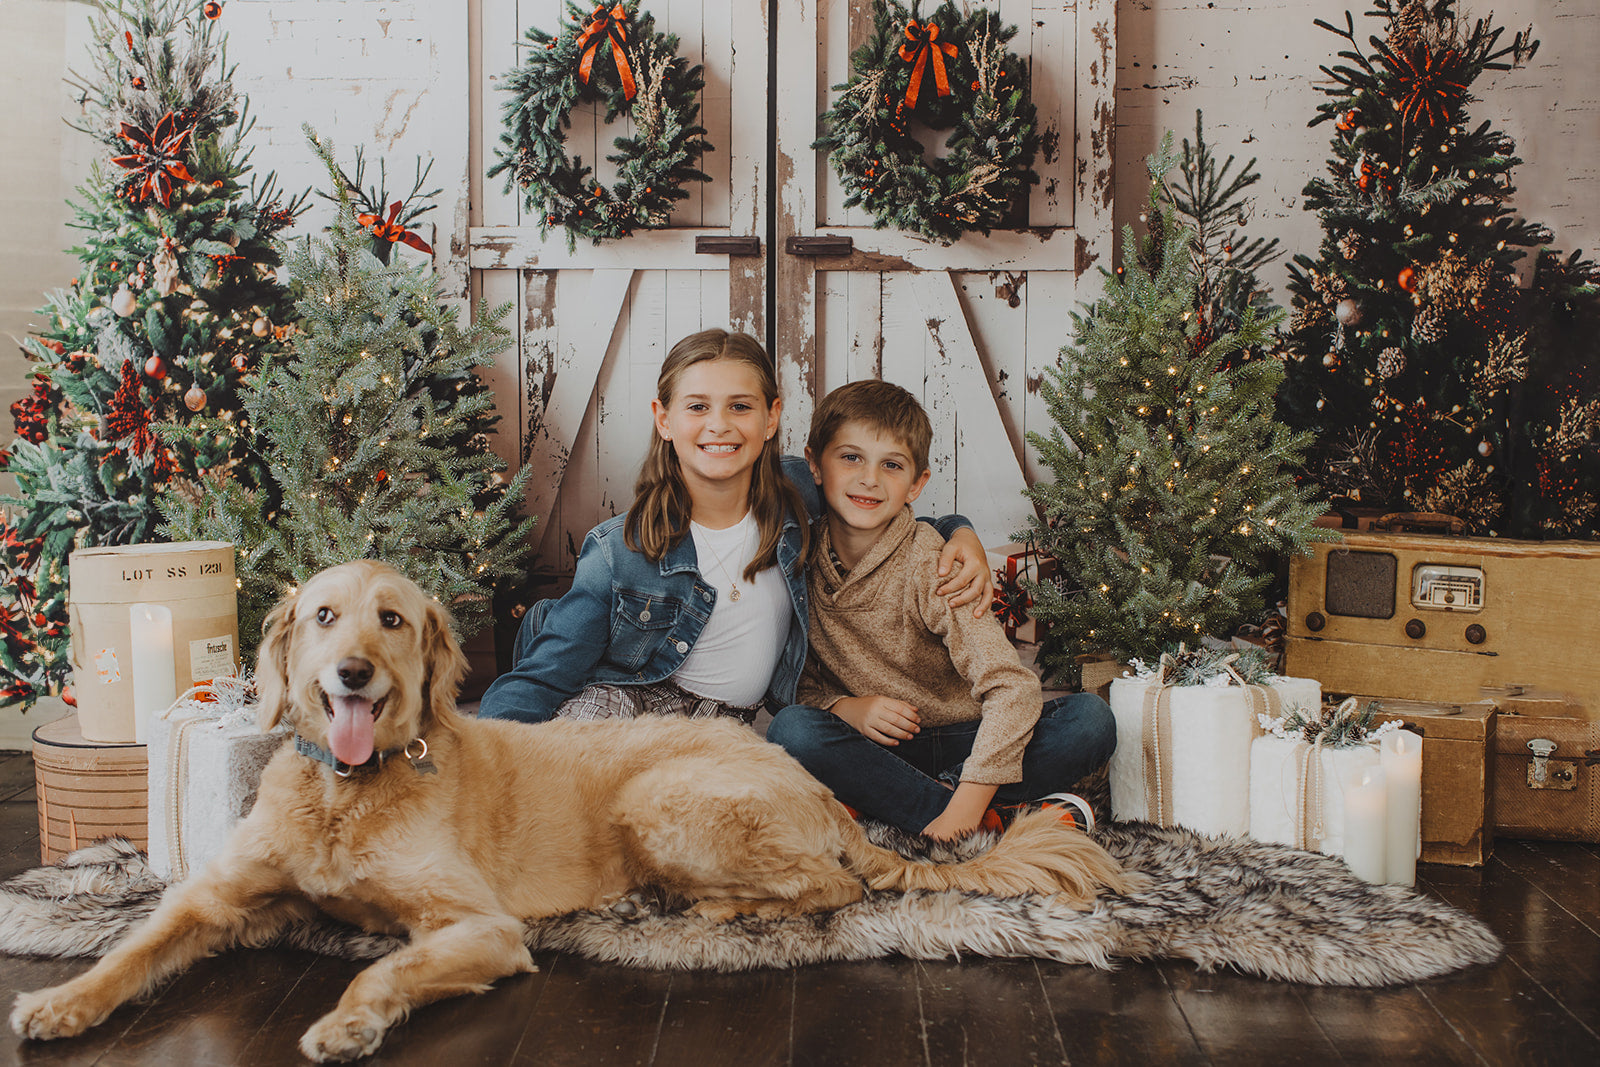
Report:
838,809,1134,909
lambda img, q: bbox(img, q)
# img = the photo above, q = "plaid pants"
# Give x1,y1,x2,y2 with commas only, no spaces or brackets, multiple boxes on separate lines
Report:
556,681,761,726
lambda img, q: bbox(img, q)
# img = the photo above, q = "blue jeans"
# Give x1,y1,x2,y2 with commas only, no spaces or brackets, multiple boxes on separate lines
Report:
766,693,1116,834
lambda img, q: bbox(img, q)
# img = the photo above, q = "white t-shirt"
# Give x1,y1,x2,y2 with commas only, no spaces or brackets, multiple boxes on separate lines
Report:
673,511,790,708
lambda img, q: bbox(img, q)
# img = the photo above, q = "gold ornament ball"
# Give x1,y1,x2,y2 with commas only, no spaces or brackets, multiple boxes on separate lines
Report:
252,317,270,337
1478,440,1493,457
231,354,250,372
111,287,136,317
1335,298,1361,326
184,385,207,412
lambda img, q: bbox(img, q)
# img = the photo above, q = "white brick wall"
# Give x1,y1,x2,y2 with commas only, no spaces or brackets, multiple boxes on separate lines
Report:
1115,0,1600,303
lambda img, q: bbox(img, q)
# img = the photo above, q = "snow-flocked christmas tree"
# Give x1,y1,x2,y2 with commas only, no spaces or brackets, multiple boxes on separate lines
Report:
1,0,302,709
1022,133,1329,679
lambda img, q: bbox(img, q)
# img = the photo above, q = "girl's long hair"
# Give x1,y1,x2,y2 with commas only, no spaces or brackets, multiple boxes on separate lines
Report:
625,329,809,578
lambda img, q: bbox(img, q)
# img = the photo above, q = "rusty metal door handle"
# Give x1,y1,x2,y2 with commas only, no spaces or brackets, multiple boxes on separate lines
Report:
693,236,761,256
784,236,853,256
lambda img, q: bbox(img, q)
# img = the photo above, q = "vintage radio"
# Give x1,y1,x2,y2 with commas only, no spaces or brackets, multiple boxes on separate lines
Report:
1285,532,1600,717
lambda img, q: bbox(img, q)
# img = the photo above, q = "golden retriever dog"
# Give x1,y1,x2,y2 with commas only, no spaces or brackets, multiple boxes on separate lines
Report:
12,560,1130,1062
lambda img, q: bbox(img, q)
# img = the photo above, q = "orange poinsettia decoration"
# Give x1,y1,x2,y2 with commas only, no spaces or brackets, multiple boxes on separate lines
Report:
1383,39,1470,128
356,200,434,255
111,110,195,206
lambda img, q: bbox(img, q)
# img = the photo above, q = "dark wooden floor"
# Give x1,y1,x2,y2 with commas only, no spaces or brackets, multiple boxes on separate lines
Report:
1,748,1597,1066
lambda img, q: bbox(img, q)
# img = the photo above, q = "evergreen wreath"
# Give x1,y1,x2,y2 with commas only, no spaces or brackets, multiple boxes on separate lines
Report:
816,0,1039,244
489,1,712,248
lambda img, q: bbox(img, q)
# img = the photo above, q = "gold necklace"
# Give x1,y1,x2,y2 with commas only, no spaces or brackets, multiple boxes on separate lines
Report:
696,519,754,602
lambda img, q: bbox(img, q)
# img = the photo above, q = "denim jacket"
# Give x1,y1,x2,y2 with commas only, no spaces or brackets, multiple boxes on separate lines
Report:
478,456,966,723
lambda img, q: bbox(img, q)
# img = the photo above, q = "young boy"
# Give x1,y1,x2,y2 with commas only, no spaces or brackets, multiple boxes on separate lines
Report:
767,380,1117,840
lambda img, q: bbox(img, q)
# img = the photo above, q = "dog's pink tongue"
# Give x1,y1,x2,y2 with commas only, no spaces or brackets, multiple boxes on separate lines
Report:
328,695,377,766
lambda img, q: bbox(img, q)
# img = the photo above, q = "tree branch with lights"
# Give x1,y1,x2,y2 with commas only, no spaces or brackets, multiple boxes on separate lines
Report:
159,130,535,653
1021,134,1331,679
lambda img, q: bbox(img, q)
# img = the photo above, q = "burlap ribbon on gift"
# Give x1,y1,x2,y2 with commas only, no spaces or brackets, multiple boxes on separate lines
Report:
1139,654,1282,828
1287,696,1366,851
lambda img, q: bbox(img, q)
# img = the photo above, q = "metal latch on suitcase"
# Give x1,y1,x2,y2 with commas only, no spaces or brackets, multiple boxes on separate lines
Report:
1526,738,1578,790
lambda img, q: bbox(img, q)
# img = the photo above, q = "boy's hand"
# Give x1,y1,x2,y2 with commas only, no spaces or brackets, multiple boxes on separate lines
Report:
936,528,995,618
832,696,920,745
921,781,1000,840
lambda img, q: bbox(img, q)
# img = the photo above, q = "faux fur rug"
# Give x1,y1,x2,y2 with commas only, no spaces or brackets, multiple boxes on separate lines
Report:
0,823,1500,987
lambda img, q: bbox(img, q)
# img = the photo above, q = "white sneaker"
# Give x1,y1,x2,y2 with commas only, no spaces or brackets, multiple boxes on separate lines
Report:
1034,792,1096,834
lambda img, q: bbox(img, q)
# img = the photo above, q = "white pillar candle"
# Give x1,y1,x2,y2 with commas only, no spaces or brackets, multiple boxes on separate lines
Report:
1342,764,1388,884
130,603,177,743
1381,729,1423,887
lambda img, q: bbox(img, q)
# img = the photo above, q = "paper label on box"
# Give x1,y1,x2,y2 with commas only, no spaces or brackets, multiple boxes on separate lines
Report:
94,647,122,684
189,635,235,682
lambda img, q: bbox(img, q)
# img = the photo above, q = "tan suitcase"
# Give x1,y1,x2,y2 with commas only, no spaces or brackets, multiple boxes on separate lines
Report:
1367,698,1496,866
1489,690,1600,843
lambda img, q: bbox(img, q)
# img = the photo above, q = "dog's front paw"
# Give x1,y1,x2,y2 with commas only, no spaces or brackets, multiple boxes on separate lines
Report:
299,1005,387,1063
11,987,108,1041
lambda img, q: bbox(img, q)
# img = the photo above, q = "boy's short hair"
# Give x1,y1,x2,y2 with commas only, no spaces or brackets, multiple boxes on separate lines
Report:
807,379,932,476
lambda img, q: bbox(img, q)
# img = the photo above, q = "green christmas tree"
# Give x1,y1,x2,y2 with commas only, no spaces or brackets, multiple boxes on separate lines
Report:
1276,1,1600,537
0,0,302,709
1164,112,1282,369
161,129,535,651
1021,135,1329,679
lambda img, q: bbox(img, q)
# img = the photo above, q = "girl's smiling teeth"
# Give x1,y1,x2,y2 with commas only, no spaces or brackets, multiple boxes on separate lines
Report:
700,442,740,453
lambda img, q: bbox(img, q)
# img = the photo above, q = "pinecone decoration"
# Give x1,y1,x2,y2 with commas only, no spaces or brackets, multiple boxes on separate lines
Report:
1412,305,1446,343
1289,303,1330,335
1377,346,1406,379
1338,230,1363,260
1309,267,1348,302
1388,1,1432,53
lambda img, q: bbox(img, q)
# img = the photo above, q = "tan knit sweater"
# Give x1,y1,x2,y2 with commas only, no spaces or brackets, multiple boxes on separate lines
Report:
798,507,1043,785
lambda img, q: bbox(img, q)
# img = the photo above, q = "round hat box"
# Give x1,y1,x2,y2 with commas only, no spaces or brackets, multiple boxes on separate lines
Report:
33,714,148,865
68,541,238,743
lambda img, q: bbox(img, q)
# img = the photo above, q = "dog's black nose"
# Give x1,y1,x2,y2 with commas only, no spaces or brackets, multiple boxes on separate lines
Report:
337,657,374,690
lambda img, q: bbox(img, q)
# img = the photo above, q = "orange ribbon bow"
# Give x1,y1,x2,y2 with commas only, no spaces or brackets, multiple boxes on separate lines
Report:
356,201,434,255
576,4,637,102
898,20,957,109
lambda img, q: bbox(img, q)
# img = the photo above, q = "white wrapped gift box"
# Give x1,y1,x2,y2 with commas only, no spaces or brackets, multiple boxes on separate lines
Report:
146,676,289,882
1109,673,1321,835
1248,735,1382,858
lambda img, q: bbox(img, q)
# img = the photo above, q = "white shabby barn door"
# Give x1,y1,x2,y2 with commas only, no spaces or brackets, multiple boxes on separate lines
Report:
470,0,1115,579
471,0,769,578
774,0,1116,540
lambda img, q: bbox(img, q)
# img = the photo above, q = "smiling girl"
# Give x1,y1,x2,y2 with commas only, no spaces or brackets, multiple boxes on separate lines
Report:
479,329,991,726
